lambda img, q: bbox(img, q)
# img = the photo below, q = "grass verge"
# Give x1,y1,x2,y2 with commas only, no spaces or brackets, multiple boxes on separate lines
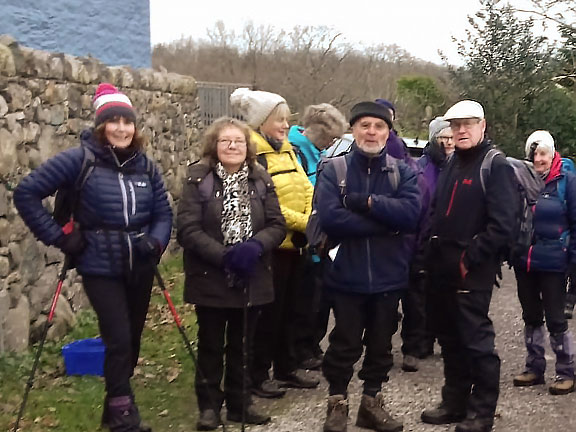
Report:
0,253,202,432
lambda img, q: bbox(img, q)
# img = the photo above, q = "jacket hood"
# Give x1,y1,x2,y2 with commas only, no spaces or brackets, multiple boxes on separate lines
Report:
80,128,141,167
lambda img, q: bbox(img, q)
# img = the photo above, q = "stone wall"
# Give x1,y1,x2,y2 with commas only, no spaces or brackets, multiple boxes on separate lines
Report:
0,35,202,353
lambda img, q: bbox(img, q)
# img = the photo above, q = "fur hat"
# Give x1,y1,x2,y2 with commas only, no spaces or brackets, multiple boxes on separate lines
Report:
429,117,451,142
301,103,347,145
230,87,287,128
93,83,136,126
525,130,555,158
349,101,393,128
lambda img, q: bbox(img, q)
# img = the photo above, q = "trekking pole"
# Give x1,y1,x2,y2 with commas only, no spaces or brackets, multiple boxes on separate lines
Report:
12,256,71,432
152,264,228,432
241,279,249,432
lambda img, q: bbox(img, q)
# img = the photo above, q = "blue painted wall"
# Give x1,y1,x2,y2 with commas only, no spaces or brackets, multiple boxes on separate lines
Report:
0,0,151,68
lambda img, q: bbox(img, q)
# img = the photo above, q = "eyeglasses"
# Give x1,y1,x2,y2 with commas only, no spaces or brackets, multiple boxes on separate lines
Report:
217,139,247,148
450,119,481,130
437,136,453,141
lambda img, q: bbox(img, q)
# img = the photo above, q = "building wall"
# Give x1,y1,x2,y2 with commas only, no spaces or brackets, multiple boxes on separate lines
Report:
0,36,201,353
0,0,151,68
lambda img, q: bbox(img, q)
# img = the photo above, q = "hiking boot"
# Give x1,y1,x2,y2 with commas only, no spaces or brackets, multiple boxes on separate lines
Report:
107,396,142,432
421,402,466,425
277,370,320,389
356,393,403,432
196,409,221,431
227,405,271,425
299,356,323,370
251,379,286,399
512,371,545,387
401,355,418,372
454,416,494,432
102,395,153,432
323,395,348,432
549,377,575,395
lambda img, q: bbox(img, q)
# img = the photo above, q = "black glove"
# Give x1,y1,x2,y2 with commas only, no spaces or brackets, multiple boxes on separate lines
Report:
135,234,161,261
223,239,263,278
343,193,370,213
291,231,308,249
55,227,85,255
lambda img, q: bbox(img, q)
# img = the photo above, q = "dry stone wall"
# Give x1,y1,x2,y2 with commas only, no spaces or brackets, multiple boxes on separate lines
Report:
0,35,203,353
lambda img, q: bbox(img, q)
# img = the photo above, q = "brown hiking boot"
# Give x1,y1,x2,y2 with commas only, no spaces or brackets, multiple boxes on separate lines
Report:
512,371,545,387
323,395,348,432
549,377,575,395
356,393,403,432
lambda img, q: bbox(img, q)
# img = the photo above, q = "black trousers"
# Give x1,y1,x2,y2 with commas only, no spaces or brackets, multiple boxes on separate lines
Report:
251,249,306,383
427,264,500,419
401,270,432,357
82,262,154,397
514,269,568,334
195,306,259,413
293,259,324,362
322,290,401,396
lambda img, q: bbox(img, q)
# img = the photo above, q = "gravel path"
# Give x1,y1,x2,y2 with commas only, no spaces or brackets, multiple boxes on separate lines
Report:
241,267,576,432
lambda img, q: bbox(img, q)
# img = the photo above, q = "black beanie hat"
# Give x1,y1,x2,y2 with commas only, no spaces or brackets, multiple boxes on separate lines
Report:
349,101,393,129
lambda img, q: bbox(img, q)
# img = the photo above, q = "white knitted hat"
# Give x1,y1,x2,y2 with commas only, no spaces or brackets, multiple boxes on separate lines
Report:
429,117,450,141
230,87,286,128
525,130,555,158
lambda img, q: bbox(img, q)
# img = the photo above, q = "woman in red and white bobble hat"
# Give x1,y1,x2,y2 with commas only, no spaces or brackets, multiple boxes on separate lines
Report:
14,83,173,431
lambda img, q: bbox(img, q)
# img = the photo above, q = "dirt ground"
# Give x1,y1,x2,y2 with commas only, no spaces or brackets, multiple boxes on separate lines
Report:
246,266,576,432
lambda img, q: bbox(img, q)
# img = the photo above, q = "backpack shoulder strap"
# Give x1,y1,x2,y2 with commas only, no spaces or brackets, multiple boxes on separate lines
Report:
480,148,504,194
385,153,400,192
75,146,96,191
197,171,215,201
292,145,310,177
331,155,348,196
143,155,155,180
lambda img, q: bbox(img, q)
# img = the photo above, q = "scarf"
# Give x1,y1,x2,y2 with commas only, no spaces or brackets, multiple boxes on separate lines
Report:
215,162,253,246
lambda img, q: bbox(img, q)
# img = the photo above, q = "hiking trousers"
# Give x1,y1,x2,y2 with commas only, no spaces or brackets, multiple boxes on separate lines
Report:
82,261,154,397
427,261,500,419
322,290,401,396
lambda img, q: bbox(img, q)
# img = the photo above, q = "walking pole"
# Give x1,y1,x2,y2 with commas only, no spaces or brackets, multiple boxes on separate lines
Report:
241,278,249,432
12,256,71,432
152,264,227,432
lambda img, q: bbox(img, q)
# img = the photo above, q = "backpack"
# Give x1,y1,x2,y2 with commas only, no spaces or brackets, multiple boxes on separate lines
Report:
53,146,154,226
291,145,311,178
479,149,544,263
305,153,400,257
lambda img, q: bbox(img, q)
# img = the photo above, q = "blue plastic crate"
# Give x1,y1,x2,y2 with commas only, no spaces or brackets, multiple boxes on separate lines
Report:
62,338,105,376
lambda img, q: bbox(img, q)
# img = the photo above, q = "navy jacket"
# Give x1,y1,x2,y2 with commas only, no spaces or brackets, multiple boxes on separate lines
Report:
316,145,421,294
14,129,173,277
517,157,576,273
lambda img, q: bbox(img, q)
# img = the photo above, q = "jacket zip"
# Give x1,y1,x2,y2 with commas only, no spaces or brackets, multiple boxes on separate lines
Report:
366,165,373,291
128,180,136,215
118,172,130,227
446,180,459,216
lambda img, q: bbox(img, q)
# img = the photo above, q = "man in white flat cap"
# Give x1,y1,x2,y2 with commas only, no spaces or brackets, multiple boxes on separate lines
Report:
420,100,518,432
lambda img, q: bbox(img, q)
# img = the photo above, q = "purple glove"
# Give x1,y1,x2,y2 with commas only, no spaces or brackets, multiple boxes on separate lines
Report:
223,239,263,278
344,193,370,213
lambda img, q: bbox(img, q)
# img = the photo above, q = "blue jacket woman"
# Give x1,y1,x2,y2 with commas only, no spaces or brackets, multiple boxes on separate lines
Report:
14,83,172,432
512,130,576,396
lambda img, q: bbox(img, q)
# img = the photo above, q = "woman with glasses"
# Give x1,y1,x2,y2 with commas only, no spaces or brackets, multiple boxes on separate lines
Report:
177,117,286,429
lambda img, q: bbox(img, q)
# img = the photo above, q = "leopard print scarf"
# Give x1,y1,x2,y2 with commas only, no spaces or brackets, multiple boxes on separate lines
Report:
215,162,253,246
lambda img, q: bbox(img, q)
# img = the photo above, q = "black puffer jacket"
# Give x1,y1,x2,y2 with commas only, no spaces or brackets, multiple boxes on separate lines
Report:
177,161,286,308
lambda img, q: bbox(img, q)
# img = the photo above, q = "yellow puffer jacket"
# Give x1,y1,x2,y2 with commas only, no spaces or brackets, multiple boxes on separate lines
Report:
252,130,313,250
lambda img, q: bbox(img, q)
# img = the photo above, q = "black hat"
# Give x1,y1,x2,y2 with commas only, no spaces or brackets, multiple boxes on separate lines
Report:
349,101,393,128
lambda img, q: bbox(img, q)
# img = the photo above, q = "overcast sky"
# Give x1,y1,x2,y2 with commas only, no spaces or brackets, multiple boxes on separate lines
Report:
149,0,551,65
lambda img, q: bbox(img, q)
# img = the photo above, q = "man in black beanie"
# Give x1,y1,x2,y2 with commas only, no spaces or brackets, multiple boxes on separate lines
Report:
316,101,421,432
